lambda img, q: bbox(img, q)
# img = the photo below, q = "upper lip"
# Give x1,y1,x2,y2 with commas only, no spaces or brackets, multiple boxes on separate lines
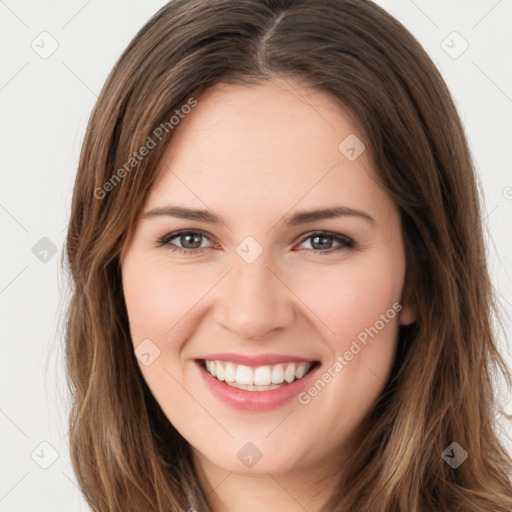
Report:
197,352,319,367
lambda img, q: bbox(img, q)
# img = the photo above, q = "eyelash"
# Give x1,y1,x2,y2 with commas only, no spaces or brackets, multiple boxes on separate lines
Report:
156,230,354,255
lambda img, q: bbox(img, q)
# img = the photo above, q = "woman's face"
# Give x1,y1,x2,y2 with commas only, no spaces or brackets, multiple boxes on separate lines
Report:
121,79,415,478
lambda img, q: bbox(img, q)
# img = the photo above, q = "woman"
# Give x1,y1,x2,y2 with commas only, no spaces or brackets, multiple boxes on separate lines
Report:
64,0,512,510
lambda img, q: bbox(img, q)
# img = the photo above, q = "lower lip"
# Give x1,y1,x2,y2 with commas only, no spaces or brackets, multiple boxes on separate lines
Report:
196,361,320,411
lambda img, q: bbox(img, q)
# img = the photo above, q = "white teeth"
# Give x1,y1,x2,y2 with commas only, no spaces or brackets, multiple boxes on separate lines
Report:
224,362,236,383
235,364,253,385
295,362,309,379
227,382,281,391
203,360,313,390
271,364,285,384
215,361,225,381
284,363,296,383
207,360,216,377
254,365,272,386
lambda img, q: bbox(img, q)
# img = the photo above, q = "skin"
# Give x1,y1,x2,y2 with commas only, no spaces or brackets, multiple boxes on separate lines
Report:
121,78,416,512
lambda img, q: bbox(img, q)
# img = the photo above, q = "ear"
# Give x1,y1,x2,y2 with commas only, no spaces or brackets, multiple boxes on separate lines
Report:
399,300,417,326
399,254,419,325
398,278,418,325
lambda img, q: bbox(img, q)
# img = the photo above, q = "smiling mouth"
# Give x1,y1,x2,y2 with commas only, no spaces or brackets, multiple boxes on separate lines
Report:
199,359,319,391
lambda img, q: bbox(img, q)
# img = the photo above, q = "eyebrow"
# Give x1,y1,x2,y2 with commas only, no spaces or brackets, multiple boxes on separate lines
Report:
142,205,375,227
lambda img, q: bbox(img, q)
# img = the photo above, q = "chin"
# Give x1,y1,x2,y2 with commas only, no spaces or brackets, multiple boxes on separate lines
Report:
193,436,312,476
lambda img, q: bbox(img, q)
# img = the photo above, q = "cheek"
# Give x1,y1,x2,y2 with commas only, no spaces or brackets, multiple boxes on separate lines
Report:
122,255,209,407
295,256,405,352
122,254,211,343
123,245,405,352
289,256,404,436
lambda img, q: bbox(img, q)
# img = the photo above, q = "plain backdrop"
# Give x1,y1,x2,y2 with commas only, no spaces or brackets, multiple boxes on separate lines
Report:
0,0,511,510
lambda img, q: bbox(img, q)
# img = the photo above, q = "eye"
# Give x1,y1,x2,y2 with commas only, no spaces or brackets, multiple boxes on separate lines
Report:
297,231,354,254
157,229,354,255
157,230,215,253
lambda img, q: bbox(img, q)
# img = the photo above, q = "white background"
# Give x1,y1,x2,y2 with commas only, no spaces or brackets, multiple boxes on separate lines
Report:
0,0,511,510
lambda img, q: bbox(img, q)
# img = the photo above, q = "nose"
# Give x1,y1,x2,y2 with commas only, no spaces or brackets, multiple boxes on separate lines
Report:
213,254,295,340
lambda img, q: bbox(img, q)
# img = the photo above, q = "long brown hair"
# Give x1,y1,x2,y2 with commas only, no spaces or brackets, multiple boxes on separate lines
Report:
64,0,512,510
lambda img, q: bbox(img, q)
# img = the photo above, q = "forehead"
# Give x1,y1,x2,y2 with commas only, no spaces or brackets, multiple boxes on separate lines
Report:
145,79,391,221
